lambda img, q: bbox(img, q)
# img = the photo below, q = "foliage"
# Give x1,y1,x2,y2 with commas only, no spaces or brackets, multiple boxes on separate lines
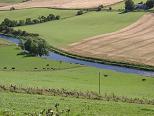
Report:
0,25,39,36
0,14,60,27
125,0,135,11
146,0,154,9
97,6,102,11
76,10,84,15
23,37,49,56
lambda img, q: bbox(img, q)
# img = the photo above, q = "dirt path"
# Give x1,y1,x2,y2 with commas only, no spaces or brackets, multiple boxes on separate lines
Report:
66,13,154,66
0,0,122,10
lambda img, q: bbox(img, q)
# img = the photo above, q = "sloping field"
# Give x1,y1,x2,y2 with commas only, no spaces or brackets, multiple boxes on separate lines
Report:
0,38,10,46
0,8,76,22
67,13,154,66
17,11,144,46
0,0,122,10
0,0,23,7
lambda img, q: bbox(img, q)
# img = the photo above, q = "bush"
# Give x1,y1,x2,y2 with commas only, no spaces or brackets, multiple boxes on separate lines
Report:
109,7,112,11
23,37,49,56
10,7,15,11
125,0,135,11
76,10,84,15
0,14,60,27
97,6,102,11
146,0,154,9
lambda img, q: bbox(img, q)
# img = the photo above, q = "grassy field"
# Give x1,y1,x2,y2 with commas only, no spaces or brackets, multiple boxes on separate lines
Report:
17,11,144,47
111,0,147,10
0,45,79,71
0,92,154,116
0,6,153,115
0,38,11,46
0,8,76,22
0,68,154,99
0,40,154,99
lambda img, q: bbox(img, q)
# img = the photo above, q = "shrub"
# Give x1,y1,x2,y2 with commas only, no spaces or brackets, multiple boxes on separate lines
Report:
146,0,154,9
109,7,112,11
76,10,84,15
97,6,102,11
10,7,15,11
125,0,135,11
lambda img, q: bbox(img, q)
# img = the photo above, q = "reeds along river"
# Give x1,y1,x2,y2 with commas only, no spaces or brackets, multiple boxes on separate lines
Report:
1,34,154,77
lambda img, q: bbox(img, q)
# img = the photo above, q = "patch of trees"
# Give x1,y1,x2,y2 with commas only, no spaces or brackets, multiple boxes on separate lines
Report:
76,10,84,15
0,14,60,27
146,0,154,9
125,0,154,11
125,0,135,11
19,37,49,56
0,25,39,37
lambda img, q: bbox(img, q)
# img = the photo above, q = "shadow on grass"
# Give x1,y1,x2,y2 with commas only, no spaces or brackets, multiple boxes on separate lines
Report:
17,51,35,58
141,108,154,112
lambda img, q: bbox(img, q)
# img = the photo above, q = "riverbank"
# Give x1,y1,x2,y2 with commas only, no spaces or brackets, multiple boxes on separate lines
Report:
1,34,154,76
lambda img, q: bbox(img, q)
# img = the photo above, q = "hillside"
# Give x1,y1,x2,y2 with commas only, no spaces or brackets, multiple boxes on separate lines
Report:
0,0,122,10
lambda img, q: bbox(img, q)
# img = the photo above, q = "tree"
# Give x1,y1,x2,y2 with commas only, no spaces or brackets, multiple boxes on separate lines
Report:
10,7,15,11
76,10,84,15
18,20,25,26
32,19,40,24
23,37,49,56
1,18,17,27
55,15,60,20
47,14,55,21
97,6,102,11
125,0,135,11
26,18,32,25
146,0,154,9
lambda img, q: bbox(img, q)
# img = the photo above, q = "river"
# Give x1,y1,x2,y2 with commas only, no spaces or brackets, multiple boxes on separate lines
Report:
1,34,154,77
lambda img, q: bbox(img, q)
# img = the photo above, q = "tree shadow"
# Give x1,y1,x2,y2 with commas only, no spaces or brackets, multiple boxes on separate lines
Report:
141,108,154,112
17,51,35,58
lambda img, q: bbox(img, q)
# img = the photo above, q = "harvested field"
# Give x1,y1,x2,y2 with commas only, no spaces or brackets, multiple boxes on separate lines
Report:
67,13,154,66
0,0,122,10
0,3,11,7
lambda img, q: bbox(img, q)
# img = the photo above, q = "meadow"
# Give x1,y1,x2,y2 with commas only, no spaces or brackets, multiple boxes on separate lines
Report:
111,0,147,10
0,8,76,22
0,1,154,115
16,10,144,47
0,38,11,45
0,39,154,99
0,40,79,71
1,92,154,116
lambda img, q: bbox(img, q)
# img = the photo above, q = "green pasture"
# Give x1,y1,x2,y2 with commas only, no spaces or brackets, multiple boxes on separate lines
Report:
111,0,147,10
0,8,76,22
17,11,144,47
0,92,154,116
0,38,11,45
0,68,154,99
0,43,79,71
0,39,154,99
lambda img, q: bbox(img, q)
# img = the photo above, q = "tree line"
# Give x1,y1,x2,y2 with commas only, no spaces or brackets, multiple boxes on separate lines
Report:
125,0,154,11
0,14,60,27
0,25,39,37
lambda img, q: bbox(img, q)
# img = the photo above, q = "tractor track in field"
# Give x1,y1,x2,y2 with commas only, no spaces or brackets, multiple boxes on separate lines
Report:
0,0,123,10
66,13,154,66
